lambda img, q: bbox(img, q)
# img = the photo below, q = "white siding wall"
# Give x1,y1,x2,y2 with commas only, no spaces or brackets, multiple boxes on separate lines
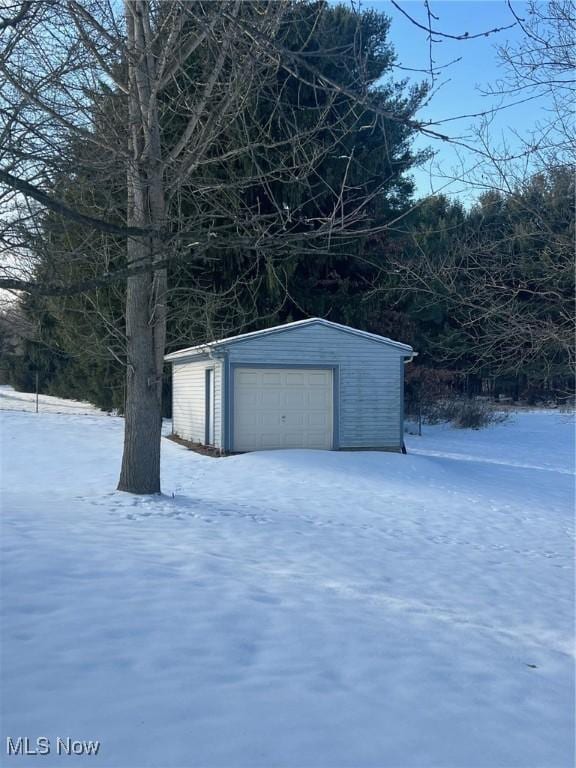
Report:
226,324,405,449
172,358,222,448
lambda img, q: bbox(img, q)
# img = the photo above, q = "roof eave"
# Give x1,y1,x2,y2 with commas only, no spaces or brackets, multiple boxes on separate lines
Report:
164,346,222,362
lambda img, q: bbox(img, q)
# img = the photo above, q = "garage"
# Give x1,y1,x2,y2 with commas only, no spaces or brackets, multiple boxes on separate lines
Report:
233,367,333,451
165,317,415,453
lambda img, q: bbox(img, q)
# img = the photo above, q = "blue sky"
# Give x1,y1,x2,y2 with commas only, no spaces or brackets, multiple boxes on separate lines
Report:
357,1,540,200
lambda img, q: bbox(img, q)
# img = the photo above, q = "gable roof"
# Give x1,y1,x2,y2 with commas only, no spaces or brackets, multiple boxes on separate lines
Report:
165,318,413,362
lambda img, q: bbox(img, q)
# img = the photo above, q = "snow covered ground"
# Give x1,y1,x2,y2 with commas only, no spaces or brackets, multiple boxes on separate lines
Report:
1,388,574,767
0,384,101,415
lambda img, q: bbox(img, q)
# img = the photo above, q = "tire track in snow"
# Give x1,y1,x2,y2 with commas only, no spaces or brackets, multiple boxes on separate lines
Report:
408,447,575,475
319,580,575,658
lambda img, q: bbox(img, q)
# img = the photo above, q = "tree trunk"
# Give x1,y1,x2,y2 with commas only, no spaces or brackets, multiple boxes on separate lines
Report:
117,263,163,494
117,166,165,494
117,0,166,494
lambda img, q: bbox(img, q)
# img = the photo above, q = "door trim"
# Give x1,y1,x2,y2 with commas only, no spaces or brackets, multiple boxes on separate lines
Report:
205,367,215,445
226,363,339,452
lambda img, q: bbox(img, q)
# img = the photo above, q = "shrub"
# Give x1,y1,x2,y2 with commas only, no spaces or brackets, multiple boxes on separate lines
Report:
420,397,507,429
444,398,508,429
404,365,461,419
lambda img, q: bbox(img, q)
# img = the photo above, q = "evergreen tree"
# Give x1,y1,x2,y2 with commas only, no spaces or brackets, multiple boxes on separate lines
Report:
10,2,428,411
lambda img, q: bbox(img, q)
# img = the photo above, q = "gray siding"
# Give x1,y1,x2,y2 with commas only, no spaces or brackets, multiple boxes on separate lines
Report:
172,358,222,448
225,323,405,449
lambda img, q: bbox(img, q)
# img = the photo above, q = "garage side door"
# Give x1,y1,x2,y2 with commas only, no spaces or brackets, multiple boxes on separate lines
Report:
233,368,333,451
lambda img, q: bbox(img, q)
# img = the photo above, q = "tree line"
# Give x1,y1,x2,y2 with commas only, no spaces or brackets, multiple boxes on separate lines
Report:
0,1,573,492
5,164,572,411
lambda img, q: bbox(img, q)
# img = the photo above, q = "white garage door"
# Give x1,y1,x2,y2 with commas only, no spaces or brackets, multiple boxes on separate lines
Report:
233,368,333,451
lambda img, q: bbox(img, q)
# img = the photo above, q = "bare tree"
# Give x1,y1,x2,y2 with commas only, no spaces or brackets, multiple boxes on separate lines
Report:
379,1,574,390
491,1,575,164
383,166,574,392
0,0,431,492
